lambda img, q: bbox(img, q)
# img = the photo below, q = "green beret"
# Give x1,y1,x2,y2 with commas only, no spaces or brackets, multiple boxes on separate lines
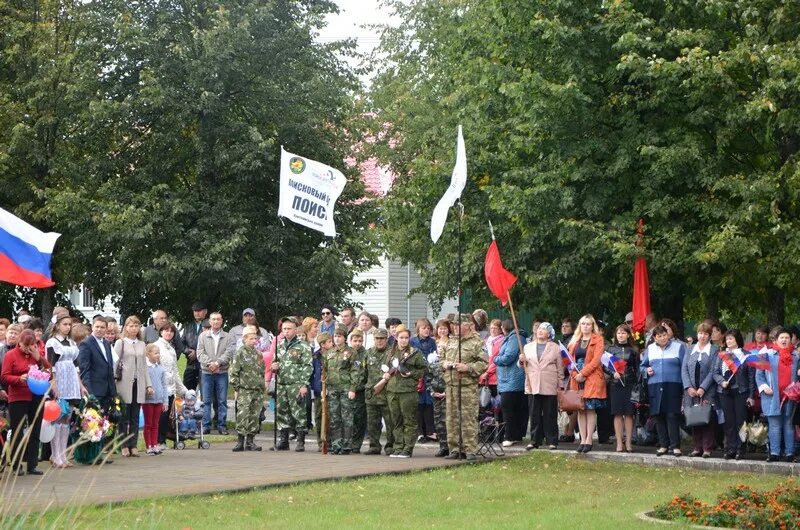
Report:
373,328,389,339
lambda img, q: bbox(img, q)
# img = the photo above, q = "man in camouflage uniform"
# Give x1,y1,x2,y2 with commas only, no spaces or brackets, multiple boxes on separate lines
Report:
230,326,266,452
349,329,367,453
325,325,360,454
363,328,394,455
442,314,488,461
426,350,449,457
271,317,313,451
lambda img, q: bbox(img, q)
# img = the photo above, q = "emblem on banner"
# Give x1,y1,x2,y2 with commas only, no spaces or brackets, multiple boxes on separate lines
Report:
289,157,306,174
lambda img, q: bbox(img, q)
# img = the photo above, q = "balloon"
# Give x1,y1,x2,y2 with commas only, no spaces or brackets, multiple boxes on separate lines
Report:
43,400,61,422
27,377,50,396
138,408,144,428
39,420,55,443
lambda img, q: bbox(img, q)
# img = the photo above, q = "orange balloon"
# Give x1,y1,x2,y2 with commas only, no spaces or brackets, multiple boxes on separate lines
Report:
43,400,61,422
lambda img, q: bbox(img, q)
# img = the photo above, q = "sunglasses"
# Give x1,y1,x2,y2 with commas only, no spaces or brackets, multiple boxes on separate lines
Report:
321,311,332,315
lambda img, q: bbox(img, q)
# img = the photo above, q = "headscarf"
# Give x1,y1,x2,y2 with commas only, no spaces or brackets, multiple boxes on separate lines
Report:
538,322,556,341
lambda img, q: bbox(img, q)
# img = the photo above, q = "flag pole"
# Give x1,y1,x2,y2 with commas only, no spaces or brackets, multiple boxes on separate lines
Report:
456,200,464,460
506,291,527,365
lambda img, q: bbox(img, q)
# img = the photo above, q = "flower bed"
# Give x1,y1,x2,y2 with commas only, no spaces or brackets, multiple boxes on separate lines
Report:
652,482,800,529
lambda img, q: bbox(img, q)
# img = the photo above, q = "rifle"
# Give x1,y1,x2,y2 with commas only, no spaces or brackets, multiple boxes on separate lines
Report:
321,363,329,454
372,359,401,396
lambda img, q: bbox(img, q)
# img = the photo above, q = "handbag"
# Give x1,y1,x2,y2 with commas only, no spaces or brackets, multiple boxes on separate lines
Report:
630,371,648,405
479,386,492,408
557,375,584,412
684,400,712,428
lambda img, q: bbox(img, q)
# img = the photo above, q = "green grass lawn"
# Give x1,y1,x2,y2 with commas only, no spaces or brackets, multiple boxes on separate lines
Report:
23,452,789,529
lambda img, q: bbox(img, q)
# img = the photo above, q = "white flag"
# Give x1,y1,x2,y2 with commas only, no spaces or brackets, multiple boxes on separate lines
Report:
430,125,467,243
278,147,347,237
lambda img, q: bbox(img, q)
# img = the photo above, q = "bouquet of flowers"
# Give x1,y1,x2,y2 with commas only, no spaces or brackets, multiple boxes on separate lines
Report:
80,408,111,443
632,330,647,350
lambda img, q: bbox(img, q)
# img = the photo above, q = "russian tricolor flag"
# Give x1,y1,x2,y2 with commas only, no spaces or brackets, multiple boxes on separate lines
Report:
559,341,577,371
0,207,60,288
601,351,627,374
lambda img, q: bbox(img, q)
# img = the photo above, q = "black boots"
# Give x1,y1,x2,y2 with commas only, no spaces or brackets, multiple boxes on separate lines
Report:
232,435,245,452
275,429,290,450
435,444,449,457
245,435,262,452
295,432,305,452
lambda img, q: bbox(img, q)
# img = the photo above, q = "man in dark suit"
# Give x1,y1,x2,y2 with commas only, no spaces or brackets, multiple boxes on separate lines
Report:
181,302,208,391
78,316,117,403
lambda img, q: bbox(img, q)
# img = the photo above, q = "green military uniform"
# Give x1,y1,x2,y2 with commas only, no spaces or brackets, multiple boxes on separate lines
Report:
324,343,360,454
276,335,313,448
442,328,488,455
385,345,427,456
350,345,367,452
426,354,449,455
230,344,266,450
364,343,394,455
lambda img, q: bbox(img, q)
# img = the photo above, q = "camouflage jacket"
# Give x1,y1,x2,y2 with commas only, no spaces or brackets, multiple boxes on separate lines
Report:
442,332,488,386
364,346,391,401
324,344,360,392
230,345,266,391
426,361,447,394
385,346,427,394
277,336,313,387
351,345,367,392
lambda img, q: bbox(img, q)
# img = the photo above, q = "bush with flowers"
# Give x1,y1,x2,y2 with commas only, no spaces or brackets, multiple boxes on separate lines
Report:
652,482,800,529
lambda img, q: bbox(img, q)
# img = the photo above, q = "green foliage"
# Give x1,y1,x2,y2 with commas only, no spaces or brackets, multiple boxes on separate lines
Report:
368,0,800,328
0,0,378,324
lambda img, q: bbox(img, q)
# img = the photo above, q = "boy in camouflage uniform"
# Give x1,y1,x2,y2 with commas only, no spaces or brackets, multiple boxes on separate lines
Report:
363,328,394,455
230,326,266,452
426,350,449,457
325,325,360,454
272,317,313,452
442,314,488,461
349,329,367,453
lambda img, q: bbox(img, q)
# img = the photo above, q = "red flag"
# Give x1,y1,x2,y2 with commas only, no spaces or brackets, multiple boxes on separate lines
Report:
632,219,651,333
484,240,517,306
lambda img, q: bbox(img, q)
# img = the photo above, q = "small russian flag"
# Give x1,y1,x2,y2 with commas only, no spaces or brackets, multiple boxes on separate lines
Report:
743,352,771,371
601,351,627,374
720,351,741,375
0,207,60,288
559,341,577,371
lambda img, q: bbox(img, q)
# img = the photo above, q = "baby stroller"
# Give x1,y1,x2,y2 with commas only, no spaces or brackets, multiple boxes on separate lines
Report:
173,390,210,450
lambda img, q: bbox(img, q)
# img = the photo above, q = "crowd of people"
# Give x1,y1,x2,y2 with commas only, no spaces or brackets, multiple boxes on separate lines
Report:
1,303,799,476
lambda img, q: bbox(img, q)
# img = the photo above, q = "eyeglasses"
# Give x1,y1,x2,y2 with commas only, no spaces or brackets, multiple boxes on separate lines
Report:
321,311,332,315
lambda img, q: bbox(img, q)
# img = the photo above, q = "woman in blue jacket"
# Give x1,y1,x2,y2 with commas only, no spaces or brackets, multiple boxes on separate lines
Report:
494,320,528,447
641,325,686,456
755,328,799,462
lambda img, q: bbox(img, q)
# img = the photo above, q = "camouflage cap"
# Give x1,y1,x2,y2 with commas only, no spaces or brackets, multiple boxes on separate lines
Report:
350,328,364,338
242,325,258,337
334,325,349,337
281,316,299,326
458,313,475,324
373,328,389,339
317,332,332,344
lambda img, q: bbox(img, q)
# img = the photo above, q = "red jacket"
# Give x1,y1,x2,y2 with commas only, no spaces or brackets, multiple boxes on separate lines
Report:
0,346,50,403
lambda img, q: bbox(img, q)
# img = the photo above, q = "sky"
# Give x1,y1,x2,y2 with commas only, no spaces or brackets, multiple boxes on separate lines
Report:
316,0,399,86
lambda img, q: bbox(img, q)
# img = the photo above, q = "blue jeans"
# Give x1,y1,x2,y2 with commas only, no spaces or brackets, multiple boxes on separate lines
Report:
201,372,228,430
767,412,794,456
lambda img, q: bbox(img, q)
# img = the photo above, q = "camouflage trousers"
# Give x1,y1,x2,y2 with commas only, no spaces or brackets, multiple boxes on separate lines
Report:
366,398,394,452
351,390,366,451
314,393,323,447
236,389,264,436
446,384,479,454
328,390,353,452
276,384,308,433
386,391,418,454
433,396,448,450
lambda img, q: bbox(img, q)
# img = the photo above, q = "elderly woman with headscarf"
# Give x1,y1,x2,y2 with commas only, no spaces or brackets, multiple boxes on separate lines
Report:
521,322,563,450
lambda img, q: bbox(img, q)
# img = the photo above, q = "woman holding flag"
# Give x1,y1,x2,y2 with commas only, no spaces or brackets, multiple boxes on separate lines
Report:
605,324,639,453
568,315,606,454
756,328,799,462
712,330,756,460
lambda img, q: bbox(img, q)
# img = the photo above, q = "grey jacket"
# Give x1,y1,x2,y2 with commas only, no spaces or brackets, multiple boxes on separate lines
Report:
682,343,718,409
196,329,234,374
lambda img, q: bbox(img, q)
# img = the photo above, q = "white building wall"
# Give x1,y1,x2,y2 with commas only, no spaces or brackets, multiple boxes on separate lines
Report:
387,260,429,326
349,256,390,322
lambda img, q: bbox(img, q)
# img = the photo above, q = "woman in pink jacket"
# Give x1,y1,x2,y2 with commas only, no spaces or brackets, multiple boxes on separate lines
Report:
521,322,563,450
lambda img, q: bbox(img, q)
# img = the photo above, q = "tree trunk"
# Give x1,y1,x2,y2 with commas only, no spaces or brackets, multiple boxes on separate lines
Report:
655,287,685,338
704,296,719,321
766,287,785,327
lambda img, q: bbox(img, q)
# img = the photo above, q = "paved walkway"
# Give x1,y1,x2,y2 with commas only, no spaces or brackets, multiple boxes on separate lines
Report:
0,436,460,514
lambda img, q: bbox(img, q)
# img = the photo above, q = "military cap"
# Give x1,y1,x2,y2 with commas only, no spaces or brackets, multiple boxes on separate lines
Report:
458,313,475,324
317,332,332,345
334,325,349,337
373,328,389,339
242,325,258,337
281,316,299,326
350,328,364,338
192,301,207,311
